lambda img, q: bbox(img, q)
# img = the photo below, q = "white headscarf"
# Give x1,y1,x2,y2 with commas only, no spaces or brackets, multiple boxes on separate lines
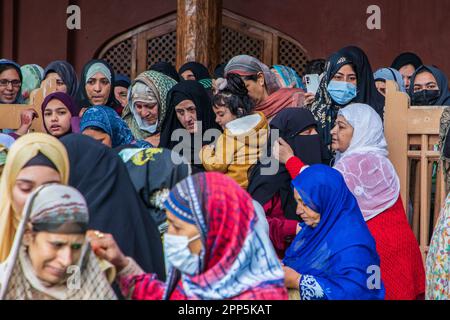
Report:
334,103,400,221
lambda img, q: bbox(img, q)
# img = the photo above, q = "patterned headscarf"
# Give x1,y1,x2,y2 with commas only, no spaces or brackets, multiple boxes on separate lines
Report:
161,172,286,299
28,184,89,234
0,184,116,300
122,71,177,139
225,55,280,95
309,46,384,148
80,105,150,148
20,64,44,103
0,133,70,263
272,65,306,90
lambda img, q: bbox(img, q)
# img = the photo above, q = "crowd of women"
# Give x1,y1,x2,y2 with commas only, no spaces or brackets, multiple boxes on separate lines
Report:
0,45,449,300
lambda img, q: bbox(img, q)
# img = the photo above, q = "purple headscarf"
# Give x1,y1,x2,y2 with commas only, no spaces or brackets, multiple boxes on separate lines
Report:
41,92,80,135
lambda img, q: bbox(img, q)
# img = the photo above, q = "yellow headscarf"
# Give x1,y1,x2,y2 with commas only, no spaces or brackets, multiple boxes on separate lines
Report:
0,133,69,262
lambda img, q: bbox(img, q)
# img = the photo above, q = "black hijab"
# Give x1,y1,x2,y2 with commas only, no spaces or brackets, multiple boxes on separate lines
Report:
160,81,221,172
60,134,166,280
150,61,180,82
391,52,423,71
44,60,79,98
409,65,450,106
310,46,384,151
76,59,119,109
178,62,211,81
247,108,323,220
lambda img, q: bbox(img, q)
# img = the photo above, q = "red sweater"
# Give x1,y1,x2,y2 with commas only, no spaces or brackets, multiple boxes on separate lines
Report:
262,194,298,258
285,155,426,300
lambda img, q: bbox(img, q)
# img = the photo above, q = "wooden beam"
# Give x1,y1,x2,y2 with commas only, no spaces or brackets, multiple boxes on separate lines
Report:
176,0,222,74
0,78,56,132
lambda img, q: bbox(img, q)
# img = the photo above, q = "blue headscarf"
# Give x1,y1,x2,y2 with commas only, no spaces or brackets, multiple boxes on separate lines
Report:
80,105,150,148
374,67,406,92
272,65,306,90
0,59,24,104
283,164,385,300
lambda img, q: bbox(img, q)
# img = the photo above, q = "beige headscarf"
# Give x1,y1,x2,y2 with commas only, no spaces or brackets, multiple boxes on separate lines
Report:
0,184,116,300
0,133,69,263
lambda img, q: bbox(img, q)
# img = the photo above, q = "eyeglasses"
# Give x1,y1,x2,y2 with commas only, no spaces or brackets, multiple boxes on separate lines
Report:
0,79,21,88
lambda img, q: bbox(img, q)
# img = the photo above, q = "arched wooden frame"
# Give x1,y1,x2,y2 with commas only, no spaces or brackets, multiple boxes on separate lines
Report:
96,9,309,78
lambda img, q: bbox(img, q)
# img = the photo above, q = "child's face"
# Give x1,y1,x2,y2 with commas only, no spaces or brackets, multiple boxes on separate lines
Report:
213,105,237,130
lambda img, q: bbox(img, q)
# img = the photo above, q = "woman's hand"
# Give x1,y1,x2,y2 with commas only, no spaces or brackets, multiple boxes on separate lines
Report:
272,138,295,164
283,265,301,289
16,108,38,136
87,230,129,272
304,92,316,105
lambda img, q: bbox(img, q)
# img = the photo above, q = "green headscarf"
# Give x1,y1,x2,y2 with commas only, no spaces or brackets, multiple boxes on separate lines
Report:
20,64,44,104
122,71,177,140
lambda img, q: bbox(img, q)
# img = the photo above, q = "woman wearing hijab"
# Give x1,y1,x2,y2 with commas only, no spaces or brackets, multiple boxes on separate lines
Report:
373,67,406,96
276,103,425,300
44,60,79,99
89,172,288,300
281,164,385,300
309,46,384,161
0,184,116,300
391,52,423,91
271,65,306,91
60,134,165,280
76,59,120,115
426,192,450,300
149,61,180,82
122,70,177,146
113,74,131,115
225,55,305,122
178,61,212,89
20,64,44,104
0,133,69,263
160,81,221,173
42,92,81,138
247,108,323,258
0,59,23,104
409,65,450,107
80,105,150,148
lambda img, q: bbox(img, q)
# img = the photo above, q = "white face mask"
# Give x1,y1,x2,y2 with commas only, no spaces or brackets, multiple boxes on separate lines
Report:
145,120,158,134
163,233,202,276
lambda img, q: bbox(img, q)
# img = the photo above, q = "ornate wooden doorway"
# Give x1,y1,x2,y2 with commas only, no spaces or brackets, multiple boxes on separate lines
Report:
96,10,309,79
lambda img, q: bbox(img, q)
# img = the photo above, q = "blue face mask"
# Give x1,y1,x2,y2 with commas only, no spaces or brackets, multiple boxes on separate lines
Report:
326,80,357,105
163,233,202,276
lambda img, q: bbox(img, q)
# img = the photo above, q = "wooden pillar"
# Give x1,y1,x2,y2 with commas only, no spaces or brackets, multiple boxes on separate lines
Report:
176,0,222,74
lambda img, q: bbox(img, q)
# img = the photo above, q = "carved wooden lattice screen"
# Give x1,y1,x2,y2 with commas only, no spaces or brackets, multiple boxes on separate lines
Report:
146,31,177,69
221,26,264,62
101,38,134,78
384,80,446,262
97,10,309,79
